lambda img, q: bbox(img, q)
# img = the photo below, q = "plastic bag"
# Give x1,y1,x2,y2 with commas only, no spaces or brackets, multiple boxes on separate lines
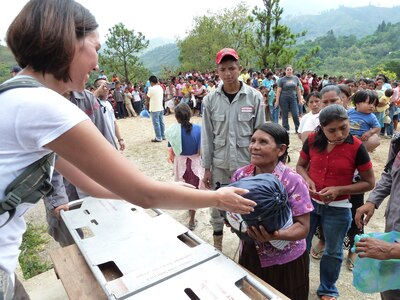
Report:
351,231,400,293
140,109,150,118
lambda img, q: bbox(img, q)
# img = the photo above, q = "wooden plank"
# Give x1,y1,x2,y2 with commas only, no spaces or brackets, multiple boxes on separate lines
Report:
49,245,106,300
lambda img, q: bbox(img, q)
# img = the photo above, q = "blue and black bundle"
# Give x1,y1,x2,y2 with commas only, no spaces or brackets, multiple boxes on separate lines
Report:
224,173,291,241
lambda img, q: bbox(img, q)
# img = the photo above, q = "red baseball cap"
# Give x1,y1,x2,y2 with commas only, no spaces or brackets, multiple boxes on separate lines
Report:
215,48,239,64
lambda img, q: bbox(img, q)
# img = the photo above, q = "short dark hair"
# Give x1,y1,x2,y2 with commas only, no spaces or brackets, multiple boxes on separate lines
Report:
93,78,106,88
351,90,379,107
306,91,321,103
149,75,158,84
385,88,394,97
337,84,351,99
6,0,98,82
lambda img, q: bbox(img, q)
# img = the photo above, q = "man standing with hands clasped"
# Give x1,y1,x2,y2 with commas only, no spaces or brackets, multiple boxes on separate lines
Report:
201,48,266,251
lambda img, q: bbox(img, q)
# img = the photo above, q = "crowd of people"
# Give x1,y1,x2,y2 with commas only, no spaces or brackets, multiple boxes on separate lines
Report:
1,1,400,300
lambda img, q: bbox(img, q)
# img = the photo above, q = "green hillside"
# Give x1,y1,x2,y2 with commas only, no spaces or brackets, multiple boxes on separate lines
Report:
0,45,17,83
295,21,400,78
284,5,400,41
140,43,180,75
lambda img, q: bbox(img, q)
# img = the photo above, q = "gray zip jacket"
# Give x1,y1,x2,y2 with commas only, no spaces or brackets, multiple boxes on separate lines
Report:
201,83,265,171
367,133,400,231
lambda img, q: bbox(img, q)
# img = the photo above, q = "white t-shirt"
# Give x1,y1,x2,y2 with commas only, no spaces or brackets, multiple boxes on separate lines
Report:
147,84,164,112
0,78,88,280
298,112,320,134
100,99,116,136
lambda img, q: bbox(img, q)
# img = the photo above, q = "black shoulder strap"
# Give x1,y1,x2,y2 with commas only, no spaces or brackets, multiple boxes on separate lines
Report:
0,76,53,228
0,76,44,93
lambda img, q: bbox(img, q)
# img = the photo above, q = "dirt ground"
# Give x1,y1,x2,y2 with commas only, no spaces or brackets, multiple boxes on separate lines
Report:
25,114,391,299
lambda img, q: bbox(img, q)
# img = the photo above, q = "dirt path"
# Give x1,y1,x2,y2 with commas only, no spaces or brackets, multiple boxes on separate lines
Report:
26,114,391,299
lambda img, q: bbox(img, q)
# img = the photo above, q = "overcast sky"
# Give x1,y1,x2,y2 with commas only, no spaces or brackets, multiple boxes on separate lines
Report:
1,0,399,45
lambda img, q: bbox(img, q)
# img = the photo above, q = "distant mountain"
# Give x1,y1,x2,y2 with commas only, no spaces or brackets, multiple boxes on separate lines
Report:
284,5,400,41
140,43,180,75
145,38,175,52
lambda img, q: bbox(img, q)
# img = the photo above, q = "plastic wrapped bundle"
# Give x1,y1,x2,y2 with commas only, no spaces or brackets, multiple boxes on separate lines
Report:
223,173,292,248
351,231,400,293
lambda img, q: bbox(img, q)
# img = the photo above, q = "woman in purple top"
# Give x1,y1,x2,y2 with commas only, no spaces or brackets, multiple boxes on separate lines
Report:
232,123,313,300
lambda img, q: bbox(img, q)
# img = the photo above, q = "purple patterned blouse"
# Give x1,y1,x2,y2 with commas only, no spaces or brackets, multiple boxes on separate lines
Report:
232,162,313,267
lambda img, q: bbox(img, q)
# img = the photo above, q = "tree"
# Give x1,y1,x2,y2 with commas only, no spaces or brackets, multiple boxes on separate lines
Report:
177,3,255,71
99,23,149,82
250,0,306,69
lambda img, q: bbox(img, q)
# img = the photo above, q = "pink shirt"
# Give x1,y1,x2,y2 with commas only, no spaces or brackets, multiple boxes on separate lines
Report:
232,162,313,267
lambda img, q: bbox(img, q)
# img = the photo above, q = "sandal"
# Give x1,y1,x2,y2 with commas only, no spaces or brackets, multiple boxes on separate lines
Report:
320,296,336,300
311,245,325,259
346,257,355,271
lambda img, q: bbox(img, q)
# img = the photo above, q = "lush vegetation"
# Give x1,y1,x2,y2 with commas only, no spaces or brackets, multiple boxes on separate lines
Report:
1,4,399,82
0,45,17,83
296,21,400,78
140,43,179,75
99,23,150,83
19,223,52,279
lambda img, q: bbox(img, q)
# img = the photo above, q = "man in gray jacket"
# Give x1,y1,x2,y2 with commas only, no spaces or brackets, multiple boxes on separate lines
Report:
201,48,265,251
355,133,400,300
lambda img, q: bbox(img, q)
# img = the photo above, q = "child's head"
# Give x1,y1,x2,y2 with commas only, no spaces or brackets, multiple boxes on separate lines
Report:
259,86,267,96
358,78,368,90
272,83,277,91
306,91,321,114
344,79,358,94
385,88,394,98
351,90,378,114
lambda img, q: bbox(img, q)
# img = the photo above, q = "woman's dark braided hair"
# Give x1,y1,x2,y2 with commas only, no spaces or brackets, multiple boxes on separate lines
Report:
175,103,193,133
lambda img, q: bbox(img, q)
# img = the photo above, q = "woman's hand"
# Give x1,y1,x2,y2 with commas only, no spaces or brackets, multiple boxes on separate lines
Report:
305,178,318,198
215,187,255,214
317,187,340,203
318,186,341,203
247,225,279,242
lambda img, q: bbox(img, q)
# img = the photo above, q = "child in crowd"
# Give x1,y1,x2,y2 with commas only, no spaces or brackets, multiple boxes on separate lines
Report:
297,91,321,143
124,87,137,117
376,88,393,135
268,84,280,124
348,90,381,152
358,78,369,90
259,86,269,121
165,103,205,230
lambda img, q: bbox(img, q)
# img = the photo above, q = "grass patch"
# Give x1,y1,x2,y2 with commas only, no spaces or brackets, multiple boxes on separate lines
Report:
18,222,52,279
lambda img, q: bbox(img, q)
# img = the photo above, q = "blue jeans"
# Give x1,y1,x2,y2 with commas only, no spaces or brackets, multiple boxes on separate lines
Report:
279,96,300,131
269,105,280,124
306,200,352,298
150,110,165,141
386,104,396,136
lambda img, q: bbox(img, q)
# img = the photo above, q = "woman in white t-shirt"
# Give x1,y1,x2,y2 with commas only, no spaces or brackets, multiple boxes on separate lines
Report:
0,1,256,298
